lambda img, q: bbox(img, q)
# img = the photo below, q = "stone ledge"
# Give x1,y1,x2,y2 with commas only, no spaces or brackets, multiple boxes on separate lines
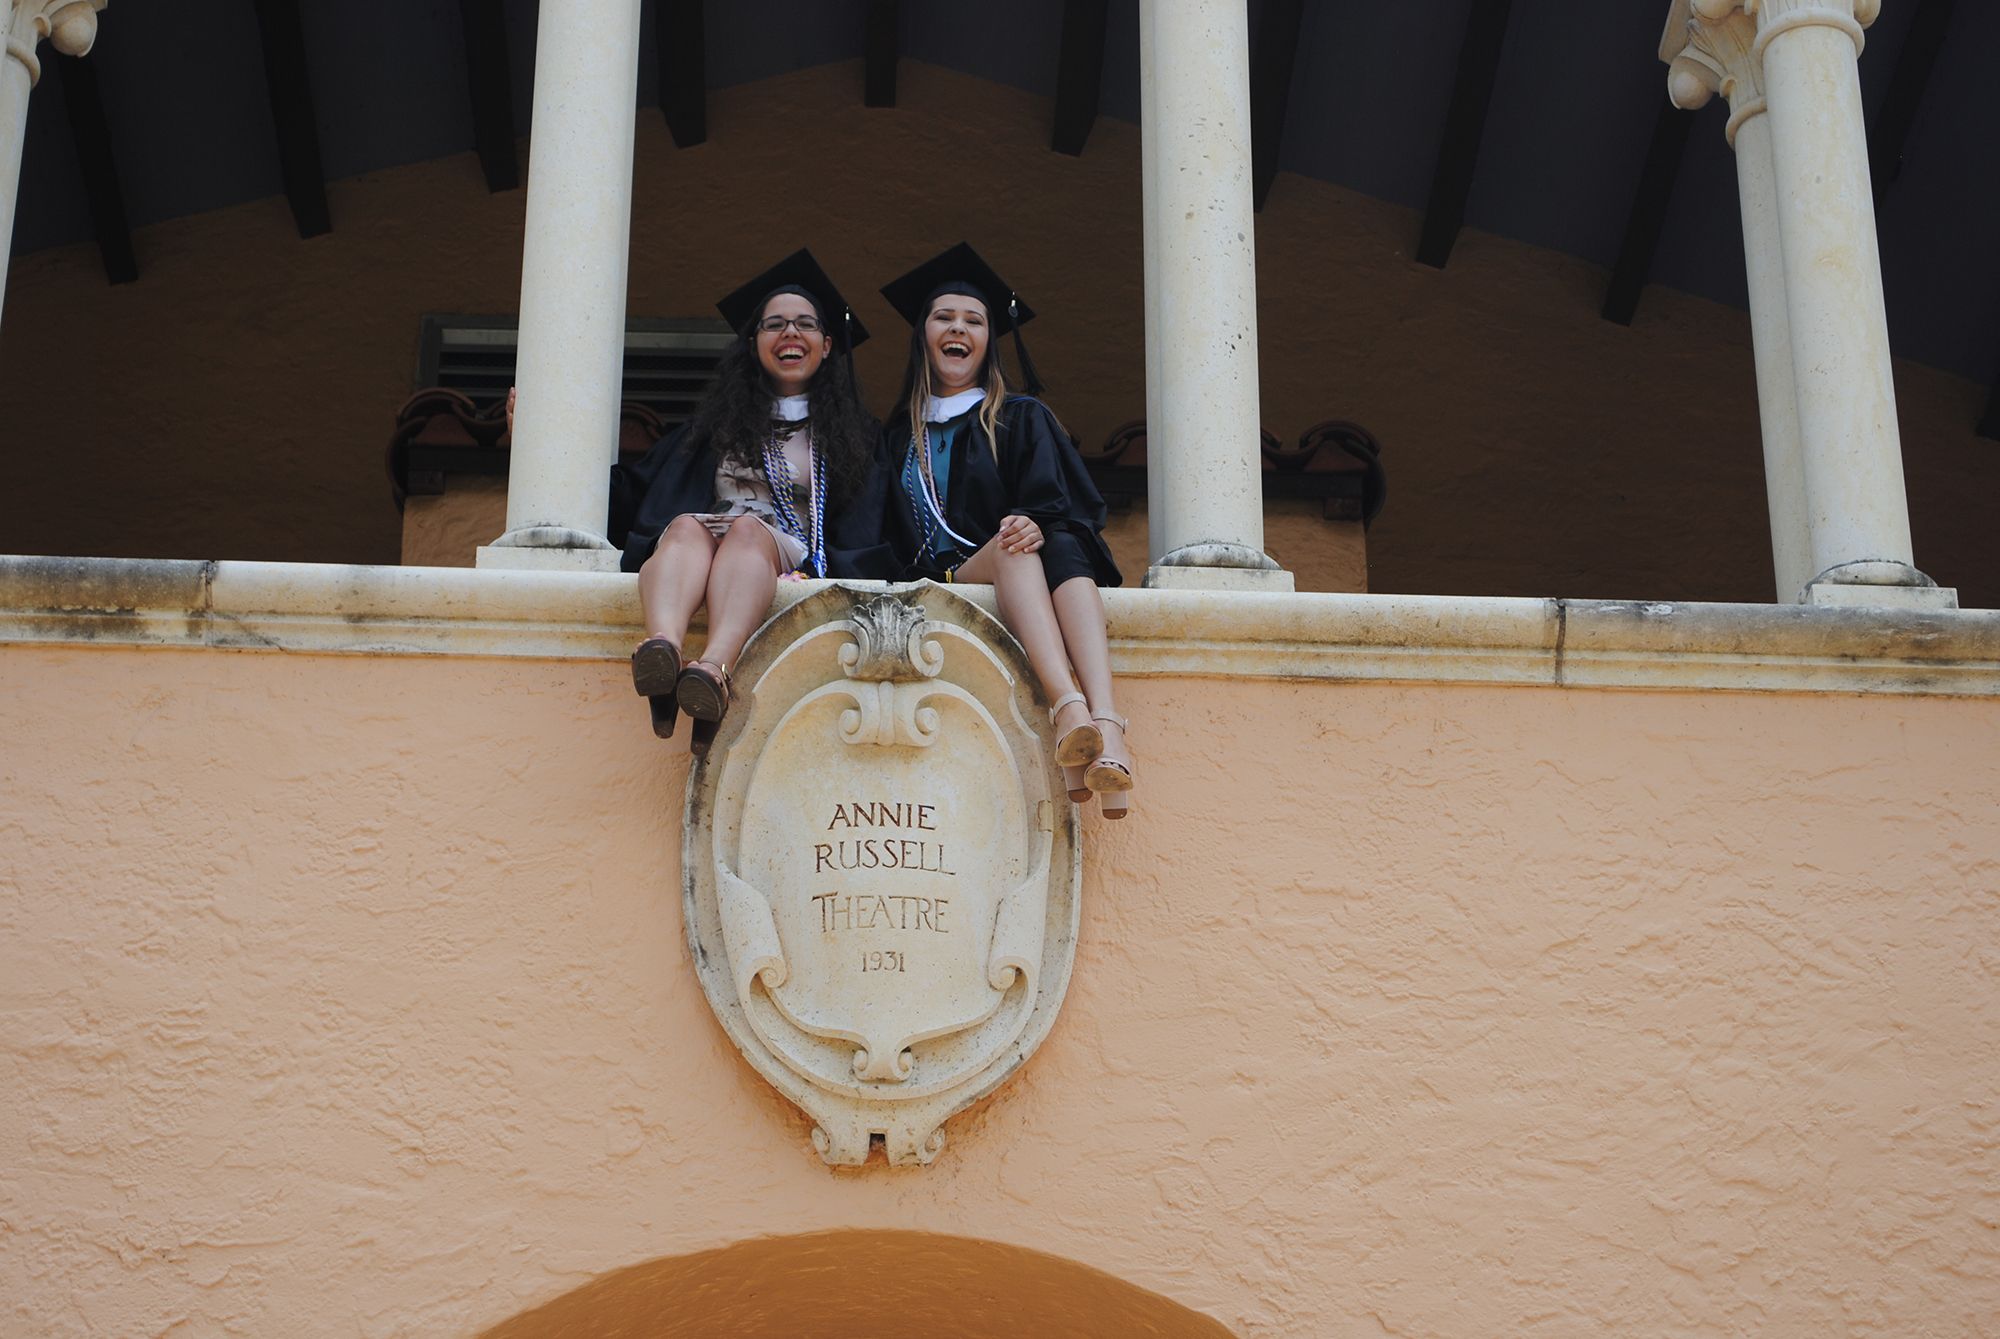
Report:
1,555,1996,698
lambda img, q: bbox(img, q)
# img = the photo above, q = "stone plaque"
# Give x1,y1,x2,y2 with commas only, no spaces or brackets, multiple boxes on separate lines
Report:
684,583,1081,1165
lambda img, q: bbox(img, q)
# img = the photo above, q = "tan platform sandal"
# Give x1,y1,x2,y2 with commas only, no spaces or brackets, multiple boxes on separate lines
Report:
1084,711,1134,820
1050,691,1102,771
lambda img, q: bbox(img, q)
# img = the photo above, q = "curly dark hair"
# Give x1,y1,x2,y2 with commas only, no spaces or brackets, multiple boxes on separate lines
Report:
683,290,878,503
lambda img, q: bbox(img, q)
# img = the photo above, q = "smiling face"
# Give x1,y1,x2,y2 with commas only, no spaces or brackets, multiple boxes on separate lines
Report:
755,291,831,395
924,293,990,394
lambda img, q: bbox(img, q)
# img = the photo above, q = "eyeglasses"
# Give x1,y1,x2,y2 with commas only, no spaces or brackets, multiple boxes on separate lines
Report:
757,314,823,334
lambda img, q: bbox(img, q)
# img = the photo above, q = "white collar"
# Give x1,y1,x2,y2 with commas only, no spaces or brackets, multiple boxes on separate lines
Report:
927,387,986,423
773,394,810,422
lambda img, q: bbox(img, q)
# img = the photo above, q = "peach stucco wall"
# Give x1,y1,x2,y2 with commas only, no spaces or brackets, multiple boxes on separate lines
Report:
4,643,2000,1336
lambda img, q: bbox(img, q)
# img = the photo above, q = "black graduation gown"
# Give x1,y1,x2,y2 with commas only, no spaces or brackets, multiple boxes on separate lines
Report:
608,424,899,579
881,395,1122,587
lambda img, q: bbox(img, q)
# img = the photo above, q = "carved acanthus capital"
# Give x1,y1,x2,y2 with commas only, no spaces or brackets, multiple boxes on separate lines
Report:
6,0,105,85
1662,4,1767,145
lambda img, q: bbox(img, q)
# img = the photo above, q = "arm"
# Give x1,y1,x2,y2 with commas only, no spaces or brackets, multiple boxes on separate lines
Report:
998,397,1109,535
997,397,1123,587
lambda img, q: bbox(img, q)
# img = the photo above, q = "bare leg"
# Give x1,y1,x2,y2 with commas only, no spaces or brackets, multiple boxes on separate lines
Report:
1049,574,1131,815
639,514,718,645
957,537,1092,742
701,516,784,667
1052,576,1128,770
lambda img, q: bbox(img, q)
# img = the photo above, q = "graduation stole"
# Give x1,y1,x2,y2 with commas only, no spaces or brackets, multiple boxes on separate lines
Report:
762,421,828,577
903,419,980,565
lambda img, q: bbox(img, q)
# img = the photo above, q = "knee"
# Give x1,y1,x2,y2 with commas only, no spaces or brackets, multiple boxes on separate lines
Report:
719,517,779,564
993,543,1042,572
661,513,712,545
645,516,711,569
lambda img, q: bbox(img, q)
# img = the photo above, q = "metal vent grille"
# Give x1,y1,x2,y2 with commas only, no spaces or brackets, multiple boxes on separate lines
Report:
416,314,736,428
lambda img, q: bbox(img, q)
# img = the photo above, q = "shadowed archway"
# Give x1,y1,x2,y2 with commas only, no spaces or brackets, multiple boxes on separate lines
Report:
481,1229,1236,1338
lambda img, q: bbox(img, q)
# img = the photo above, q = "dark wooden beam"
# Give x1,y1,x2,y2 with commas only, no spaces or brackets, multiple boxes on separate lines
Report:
1415,0,1514,268
456,0,517,190
1050,0,1109,156
1601,99,1693,326
1250,0,1305,211
864,0,899,108
249,0,330,237
655,0,707,148
1870,0,1955,207
52,53,136,284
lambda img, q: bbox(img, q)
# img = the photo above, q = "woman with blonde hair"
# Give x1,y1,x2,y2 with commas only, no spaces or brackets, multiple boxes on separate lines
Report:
878,244,1133,816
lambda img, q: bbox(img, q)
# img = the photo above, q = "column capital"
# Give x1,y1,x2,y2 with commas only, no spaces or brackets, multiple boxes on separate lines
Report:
1746,0,1877,59
7,0,104,86
1662,4,1766,145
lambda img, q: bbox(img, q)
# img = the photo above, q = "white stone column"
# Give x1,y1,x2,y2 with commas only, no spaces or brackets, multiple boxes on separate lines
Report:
476,0,642,573
1665,7,1814,602
1138,0,1291,592
0,1,103,333
1138,16,1166,567
1743,0,1950,607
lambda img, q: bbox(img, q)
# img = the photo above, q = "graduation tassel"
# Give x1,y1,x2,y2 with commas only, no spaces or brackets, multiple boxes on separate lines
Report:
1009,295,1046,396
841,306,863,401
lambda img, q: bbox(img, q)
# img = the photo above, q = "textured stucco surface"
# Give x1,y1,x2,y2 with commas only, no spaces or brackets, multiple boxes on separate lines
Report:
4,60,1996,606
4,643,1999,1335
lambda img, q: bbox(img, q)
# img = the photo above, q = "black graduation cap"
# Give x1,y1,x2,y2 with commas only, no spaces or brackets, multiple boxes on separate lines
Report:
880,242,1044,394
715,248,870,349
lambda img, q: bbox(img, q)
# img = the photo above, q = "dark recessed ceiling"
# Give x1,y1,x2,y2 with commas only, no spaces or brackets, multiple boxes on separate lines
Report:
11,0,1995,382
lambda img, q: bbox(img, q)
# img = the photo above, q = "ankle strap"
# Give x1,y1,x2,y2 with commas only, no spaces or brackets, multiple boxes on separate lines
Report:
1049,690,1087,722
1091,711,1128,732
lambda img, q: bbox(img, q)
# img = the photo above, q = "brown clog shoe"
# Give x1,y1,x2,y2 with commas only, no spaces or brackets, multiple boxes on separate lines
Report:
676,659,733,723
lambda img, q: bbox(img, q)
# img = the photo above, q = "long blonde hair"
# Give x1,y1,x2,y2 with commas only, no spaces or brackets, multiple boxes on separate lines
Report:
900,300,1009,456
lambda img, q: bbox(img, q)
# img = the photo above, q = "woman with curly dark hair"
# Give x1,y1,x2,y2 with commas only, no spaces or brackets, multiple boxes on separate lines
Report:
602,250,890,743
878,244,1132,817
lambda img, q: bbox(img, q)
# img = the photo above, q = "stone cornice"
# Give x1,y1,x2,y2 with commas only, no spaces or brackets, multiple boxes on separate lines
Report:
2,555,1997,699
6,0,103,85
